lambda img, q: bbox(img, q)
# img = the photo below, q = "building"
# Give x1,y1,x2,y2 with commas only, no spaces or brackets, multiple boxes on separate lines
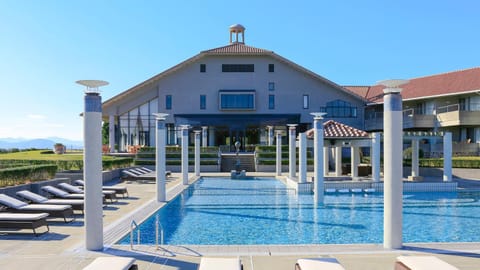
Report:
102,24,366,152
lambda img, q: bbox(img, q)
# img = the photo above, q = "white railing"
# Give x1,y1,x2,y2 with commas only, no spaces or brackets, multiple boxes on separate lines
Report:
130,217,164,250
437,104,459,114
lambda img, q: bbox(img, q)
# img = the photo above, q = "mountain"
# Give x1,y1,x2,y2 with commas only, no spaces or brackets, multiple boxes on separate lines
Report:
0,137,83,150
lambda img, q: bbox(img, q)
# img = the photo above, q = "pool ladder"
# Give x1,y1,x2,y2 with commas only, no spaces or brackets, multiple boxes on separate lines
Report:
130,215,164,250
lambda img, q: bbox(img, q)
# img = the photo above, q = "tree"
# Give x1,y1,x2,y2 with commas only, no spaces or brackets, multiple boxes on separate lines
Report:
102,122,109,145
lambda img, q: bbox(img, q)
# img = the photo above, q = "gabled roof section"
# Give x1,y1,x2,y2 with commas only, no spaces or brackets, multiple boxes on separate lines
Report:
202,43,272,55
306,120,369,139
356,67,480,104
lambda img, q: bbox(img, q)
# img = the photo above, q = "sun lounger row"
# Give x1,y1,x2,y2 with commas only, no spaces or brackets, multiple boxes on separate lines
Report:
324,188,376,194
122,167,171,181
74,179,129,198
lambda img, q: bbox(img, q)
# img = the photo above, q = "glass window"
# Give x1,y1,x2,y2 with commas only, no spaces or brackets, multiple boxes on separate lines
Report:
200,64,206,73
268,82,275,91
200,95,206,110
268,64,274,72
269,95,275,109
219,90,255,110
320,99,358,118
222,64,254,72
303,95,309,109
166,95,172,110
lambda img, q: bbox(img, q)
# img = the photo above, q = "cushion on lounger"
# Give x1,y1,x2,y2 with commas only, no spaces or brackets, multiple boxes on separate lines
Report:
21,204,71,211
296,258,346,270
199,257,242,270
396,256,459,270
42,186,71,197
82,257,136,270
0,194,29,208
58,183,84,193
0,213,49,221
16,190,48,203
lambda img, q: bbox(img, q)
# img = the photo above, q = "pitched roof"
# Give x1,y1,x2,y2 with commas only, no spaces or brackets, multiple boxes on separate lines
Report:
347,67,480,103
306,120,369,139
202,43,272,55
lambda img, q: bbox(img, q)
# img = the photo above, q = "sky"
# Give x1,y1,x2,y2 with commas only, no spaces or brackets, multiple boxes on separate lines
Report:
0,0,479,141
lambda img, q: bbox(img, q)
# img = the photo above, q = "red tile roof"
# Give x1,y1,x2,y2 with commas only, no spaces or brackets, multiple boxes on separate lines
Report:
306,120,369,139
346,67,480,103
202,43,272,55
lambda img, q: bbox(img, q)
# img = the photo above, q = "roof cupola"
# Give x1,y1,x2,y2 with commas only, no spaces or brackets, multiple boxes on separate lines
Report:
229,24,245,44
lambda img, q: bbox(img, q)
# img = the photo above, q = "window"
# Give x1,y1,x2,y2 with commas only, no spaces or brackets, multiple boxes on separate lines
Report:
269,95,275,109
200,95,206,110
166,95,172,110
268,64,274,72
268,82,275,91
320,99,357,118
303,95,309,109
219,90,255,110
222,64,254,72
200,64,206,73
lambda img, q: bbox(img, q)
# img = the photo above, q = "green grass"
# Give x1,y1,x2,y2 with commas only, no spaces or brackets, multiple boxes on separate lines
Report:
0,150,120,161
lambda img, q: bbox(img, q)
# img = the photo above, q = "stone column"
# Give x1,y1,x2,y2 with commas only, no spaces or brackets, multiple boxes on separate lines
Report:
78,80,108,251
335,146,342,176
371,132,381,182
202,126,208,147
287,124,298,179
380,79,408,249
323,146,329,176
276,131,282,176
351,146,359,179
311,113,326,204
181,125,190,185
411,139,419,178
443,132,452,182
194,130,201,177
299,133,307,183
267,126,274,146
109,115,115,153
154,113,168,202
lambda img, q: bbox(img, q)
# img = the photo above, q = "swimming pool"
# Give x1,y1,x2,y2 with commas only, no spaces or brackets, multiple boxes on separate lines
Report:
118,177,480,245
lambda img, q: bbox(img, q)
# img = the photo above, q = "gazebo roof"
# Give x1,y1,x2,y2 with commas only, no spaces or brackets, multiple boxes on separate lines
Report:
306,120,369,139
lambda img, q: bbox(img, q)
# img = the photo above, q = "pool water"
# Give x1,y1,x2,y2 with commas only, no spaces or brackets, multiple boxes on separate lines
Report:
118,177,480,245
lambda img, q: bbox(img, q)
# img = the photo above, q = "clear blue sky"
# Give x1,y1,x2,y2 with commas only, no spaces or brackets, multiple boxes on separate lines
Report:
1,0,479,140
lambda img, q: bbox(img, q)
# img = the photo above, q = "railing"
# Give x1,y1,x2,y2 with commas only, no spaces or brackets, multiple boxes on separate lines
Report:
437,104,459,114
130,217,164,250
130,220,140,249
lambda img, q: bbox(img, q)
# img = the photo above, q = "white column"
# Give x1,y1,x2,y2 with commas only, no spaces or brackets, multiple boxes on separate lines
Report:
202,126,208,147
335,146,342,176
299,133,307,183
372,132,381,182
154,113,168,202
411,139,419,178
209,127,215,146
194,130,201,177
78,80,108,251
108,115,115,153
267,126,274,146
181,125,190,185
311,113,326,204
351,146,359,179
323,146,329,176
380,79,408,249
276,131,282,176
443,132,452,182
287,124,298,179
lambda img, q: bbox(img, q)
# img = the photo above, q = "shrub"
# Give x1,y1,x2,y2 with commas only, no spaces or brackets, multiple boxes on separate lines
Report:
0,164,58,187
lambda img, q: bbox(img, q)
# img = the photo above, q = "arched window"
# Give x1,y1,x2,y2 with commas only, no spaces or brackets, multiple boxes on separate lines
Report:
320,100,357,118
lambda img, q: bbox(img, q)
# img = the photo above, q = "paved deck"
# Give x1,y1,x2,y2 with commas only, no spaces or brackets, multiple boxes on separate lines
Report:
0,172,479,269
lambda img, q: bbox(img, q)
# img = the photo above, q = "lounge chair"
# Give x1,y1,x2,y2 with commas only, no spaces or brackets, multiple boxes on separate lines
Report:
295,258,346,270
58,183,117,202
73,179,129,198
198,257,243,270
395,256,459,270
82,256,137,270
0,212,50,236
0,194,74,223
41,185,86,200
140,167,153,172
122,170,155,181
16,190,84,214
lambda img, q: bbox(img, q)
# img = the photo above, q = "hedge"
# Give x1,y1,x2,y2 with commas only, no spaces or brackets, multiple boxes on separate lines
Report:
138,146,219,153
0,164,57,187
134,160,219,166
0,158,133,171
257,159,314,165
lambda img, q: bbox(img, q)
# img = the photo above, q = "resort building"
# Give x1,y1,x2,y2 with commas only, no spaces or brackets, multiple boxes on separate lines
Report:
101,24,366,152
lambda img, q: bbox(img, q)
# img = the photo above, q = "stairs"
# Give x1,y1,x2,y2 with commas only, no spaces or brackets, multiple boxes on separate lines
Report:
221,153,256,172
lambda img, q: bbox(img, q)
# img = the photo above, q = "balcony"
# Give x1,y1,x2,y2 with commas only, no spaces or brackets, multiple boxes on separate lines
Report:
436,103,480,127
364,110,435,131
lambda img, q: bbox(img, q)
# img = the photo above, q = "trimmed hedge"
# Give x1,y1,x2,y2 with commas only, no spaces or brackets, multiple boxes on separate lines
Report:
0,164,57,187
0,158,133,171
135,160,219,166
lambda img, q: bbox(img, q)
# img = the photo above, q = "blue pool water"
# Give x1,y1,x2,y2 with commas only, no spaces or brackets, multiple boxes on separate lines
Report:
118,177,480,245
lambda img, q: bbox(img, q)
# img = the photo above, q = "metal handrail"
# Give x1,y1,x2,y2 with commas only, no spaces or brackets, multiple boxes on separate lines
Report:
130,220,140,249
155,215,164,249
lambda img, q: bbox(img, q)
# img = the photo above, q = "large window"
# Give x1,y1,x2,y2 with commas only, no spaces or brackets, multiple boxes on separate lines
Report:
166,95,172,110
222,64,254,72
200,95,206,110
269,95,275,109
320,99,357,118
219,90,255,110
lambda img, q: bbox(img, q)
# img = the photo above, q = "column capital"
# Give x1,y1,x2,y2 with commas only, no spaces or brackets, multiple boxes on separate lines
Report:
193,130,202,134
378,79,409,94
153,113,169,121
180,125,190,130
310,112,327,120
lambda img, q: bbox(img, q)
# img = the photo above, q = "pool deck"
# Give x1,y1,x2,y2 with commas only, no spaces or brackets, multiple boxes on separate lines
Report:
1,172,479,269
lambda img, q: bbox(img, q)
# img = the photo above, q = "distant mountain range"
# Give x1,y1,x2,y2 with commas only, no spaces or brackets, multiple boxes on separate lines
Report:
0,137,83,150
